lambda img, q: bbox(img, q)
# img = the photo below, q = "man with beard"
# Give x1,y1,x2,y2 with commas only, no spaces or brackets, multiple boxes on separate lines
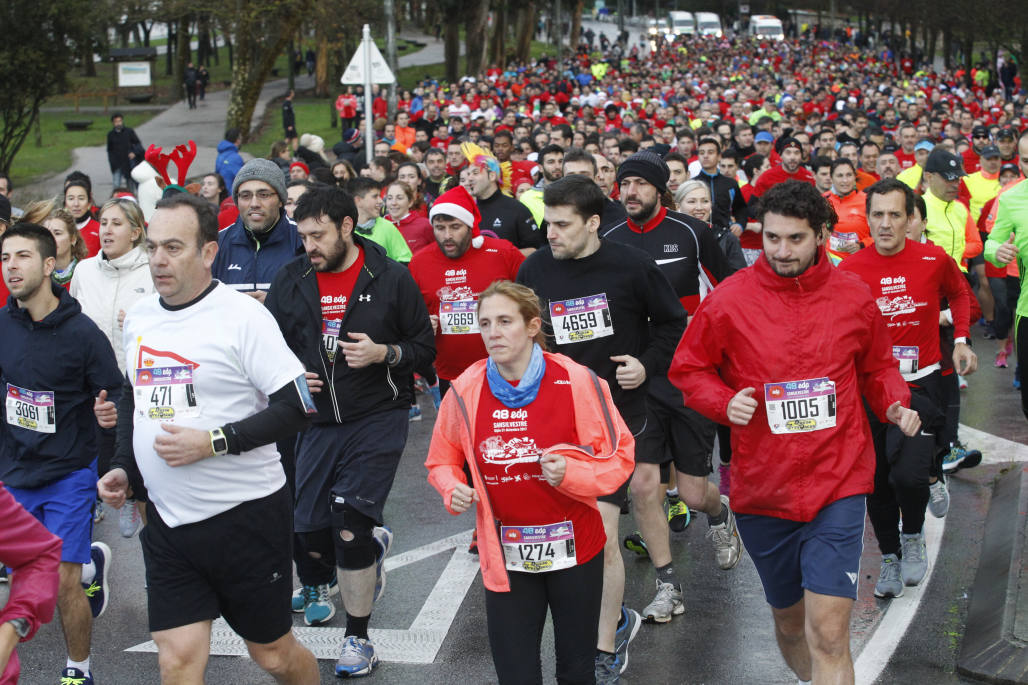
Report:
519,144,565,230
212,159,303,303
460,144,543,255
265,184,435,677
752,138,816,198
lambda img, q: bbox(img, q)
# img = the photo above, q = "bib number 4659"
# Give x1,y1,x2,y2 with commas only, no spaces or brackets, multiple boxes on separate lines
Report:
562,312,598,331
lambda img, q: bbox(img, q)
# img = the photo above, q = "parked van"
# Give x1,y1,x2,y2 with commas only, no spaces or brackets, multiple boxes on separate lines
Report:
694,12,723,37
748,15,785,40
668,11,696,37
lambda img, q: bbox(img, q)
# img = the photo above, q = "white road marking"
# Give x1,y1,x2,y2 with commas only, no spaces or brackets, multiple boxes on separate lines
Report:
957,423,1028,464
125,529,479,663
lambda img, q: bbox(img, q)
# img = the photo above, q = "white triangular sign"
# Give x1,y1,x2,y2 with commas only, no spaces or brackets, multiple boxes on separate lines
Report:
341,38,396,85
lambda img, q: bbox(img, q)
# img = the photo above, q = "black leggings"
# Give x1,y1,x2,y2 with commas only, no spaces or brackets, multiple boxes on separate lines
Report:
485,551,603,685
1018,316,1028,421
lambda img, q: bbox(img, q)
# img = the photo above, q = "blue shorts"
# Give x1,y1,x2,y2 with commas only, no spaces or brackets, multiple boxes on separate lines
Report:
6,460,97,564
735,495,865,609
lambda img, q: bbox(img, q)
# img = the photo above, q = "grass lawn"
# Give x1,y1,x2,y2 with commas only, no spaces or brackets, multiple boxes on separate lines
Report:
9,109,163,188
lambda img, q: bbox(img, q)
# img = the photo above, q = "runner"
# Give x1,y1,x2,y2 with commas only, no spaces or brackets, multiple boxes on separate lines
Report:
517,174,687,682
265,183,435,677
1,222,122,685
349,178,415,264
95,193,319,684
460,143,543,254
669,180,920,683
425,280,635,685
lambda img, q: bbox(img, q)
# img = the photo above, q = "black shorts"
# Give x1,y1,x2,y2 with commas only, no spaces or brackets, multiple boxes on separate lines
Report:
596,409,642,513
635,397,716,477
141,487,293,643
294,408,409,531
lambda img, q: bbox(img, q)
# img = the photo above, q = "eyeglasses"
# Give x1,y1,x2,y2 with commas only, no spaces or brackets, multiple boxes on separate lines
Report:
237,190,277,201
973,134,990,139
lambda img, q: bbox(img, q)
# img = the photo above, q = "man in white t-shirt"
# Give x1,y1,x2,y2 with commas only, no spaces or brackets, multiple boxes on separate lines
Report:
95,193,319,685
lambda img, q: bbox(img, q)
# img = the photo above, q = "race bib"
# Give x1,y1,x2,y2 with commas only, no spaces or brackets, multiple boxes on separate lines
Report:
134,365,200,421
892,346,919,375
764,378,837,434
322,319,341,362
830,231,859,251
440,300,479,335
500,521,577,573
550,294,614,345
5,384,56,434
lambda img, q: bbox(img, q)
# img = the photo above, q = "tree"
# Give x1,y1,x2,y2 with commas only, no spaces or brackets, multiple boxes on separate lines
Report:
0,0,93,174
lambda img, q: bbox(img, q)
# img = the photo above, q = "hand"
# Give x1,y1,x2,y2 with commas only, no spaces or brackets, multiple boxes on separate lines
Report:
153,424,214,467
730,224,743,237
304,371,323,394
341,332,387,368
117,309,126,329
953,342,978,376
539,451,567,486
94,389,117,429
745,221,762,234
995,234,1017,265
609,354,646,390
727,387,758,426
449,482,478,514
840,241,861,254
244,290,267,303
98,468,130,509
886,401,921,437
430,314,440,334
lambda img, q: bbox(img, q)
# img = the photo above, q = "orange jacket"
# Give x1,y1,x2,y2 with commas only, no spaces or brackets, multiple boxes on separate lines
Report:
391,125,416,153
825,189,871,252
425,352,635,592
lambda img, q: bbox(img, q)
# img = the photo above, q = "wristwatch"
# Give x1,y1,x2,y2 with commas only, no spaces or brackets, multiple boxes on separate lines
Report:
209,428,228,456
8,617,30,638
384,345,399,367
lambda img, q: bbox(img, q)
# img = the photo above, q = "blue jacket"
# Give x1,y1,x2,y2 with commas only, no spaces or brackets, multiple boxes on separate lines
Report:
216,140,244,190
0,285,122,488
212,210,304,291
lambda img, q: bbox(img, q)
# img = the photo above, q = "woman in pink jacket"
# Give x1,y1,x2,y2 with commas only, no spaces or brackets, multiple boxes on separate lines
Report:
426,281,634,685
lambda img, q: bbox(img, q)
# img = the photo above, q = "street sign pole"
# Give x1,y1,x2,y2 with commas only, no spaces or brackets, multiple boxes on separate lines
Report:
364,25,374,165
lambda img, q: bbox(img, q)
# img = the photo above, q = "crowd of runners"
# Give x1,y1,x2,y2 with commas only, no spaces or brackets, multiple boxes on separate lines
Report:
1,24,1026,685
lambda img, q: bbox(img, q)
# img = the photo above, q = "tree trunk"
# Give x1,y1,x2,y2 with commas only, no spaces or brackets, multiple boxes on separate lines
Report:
941,27,952,69
174,15,191,91
81,42,96,77
315,27,330,97
465,0,489,77
569,0,583,53
490,0,506,66
165,22,175,76
444,19,461,82
515,1,536,63
963,34,974,87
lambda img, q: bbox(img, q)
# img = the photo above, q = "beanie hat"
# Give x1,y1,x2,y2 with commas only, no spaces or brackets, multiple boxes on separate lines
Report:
616,150,670,194
429,185,483,248
343,128,361,145
290,161,310,175
232,158,288,203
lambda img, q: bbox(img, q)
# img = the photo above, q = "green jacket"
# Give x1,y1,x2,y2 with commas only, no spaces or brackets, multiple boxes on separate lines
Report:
984,178,1028,319
355,217,413,263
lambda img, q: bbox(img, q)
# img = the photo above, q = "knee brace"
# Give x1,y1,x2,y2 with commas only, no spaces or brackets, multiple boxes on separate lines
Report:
330,496,377,570
298,529,336,571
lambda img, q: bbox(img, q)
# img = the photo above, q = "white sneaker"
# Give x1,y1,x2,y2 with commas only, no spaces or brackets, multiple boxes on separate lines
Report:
119,499,142,538
928,478,949,518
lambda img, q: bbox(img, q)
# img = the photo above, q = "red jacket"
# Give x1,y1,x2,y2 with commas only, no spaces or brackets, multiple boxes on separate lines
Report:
0,483,62,685
752,164,815,198
669,252,910,522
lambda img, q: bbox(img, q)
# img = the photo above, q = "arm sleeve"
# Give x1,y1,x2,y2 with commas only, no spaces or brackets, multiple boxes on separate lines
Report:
638,263,688,381
984,193,1013,267
857,300,911,421
0,486,61,641
222,377,312,454
729,180,748,226
385,225,413,263
388,268,437,376
425,390,470,514
668,299,736,424
963,210,983,259
516,203,546,249
699,222,737,283
940,256,972,340
111,375,145,500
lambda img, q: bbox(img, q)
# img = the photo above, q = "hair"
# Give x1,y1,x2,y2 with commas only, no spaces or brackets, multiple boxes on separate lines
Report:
347,177,381,198
864,178,914,217
757,180,837,235
99,198,147,248
63,180,95,221
697,136,722,153
830,157,856,175
561,147,597,175
619,138,640,154
293,183,358,231
154,192,219,246
663,151,689,169
493,129,513,144
543,174,605,223
674,179,710,213
20,200,88,260
387,179,416,206
331,160,357,184
538,143,565,161
311,167,335,185
741,154,766,181
912,193,927,221
0,172,11,192
203,172,228,203
810,155,834,174
410,140,431,156
286,179,309,189
270,140,290,159
860,140,881,154
224,127,241,143
476,280,548,351
1,222,58,261
111,112,124,121
64,171,92,194
425,146,446,161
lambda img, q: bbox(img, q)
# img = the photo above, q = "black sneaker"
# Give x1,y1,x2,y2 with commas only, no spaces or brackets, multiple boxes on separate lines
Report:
82,541,112,618
622,532,649,558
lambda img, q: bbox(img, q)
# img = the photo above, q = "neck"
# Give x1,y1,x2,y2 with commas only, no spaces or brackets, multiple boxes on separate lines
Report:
331,240,360,273
576,236,603,259
20,282,60,322
164,277,214,308
875,237,906,256
496,345,534,381
55,254,73,271
479,184,498,200
357,211,375,225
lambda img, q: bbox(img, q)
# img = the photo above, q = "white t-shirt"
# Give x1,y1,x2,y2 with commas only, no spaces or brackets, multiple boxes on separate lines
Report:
122,282,304,527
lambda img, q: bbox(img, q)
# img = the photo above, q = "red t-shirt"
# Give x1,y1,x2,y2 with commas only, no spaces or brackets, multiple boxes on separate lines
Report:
78,218,101,258
315,246,365,364
752,164,816,198
474,364,604,566
894,149,917,170
409,237,524,381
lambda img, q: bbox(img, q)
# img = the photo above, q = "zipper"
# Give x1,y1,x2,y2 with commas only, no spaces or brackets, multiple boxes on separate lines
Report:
385,366,398,400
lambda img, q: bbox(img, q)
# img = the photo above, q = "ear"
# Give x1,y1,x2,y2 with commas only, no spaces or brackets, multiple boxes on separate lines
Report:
43,255,56,278
526,316,543,340
202,240,219,268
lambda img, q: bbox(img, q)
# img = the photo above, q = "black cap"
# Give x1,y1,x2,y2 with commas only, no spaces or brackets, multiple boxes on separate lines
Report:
996,127,1017,140
924,147,967,180
1000,162,1020,176
980,144,1001,159
971,125,990,138
616,150,670,194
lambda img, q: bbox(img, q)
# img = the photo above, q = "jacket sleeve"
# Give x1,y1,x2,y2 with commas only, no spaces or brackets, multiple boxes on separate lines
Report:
111,375,146,500
638,262,688,381
668,297,735,424
962,210,983,259
699,222,737,283
984,192,1014,267
0,484,61,641
515,202,546,249
390,267,436,375
729,179,748,227
85,324,124,406
857,299,911,422
940,255,972,340
425,390,470,514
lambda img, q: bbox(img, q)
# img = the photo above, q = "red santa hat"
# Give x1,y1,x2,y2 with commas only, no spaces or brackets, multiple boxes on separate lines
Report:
429,185,483,248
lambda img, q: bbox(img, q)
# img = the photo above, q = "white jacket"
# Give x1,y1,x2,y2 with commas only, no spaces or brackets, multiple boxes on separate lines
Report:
70,246,154,373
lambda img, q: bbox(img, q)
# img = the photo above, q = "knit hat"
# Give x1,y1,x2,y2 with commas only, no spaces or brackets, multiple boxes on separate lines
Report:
616,150,670,194
233,158,288,203
429,185,483,248
290,161,310,175
343,128,361,145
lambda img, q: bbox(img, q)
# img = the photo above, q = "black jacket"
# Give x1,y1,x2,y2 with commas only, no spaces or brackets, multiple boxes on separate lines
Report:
266,237,435,423
694,169,747,231
107,126,142,176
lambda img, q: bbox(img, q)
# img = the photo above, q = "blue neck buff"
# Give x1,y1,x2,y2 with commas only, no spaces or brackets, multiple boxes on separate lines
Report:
486,343,546,408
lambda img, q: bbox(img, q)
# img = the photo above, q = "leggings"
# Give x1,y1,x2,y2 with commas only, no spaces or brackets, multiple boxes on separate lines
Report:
485,551,603,685
1018,316,1028,421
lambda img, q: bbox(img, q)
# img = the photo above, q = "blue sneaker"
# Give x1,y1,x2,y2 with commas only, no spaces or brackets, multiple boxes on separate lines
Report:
372,526,393,602
82,541,112,618
409,404,422,421
335,635,378,677
293,576,338,612
429,384,442,409
60,666,94,684
613,606,642,673
304,582,337,626
942,442,982,473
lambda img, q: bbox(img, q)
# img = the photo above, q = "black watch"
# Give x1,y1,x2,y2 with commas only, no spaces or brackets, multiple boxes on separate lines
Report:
385,345,398,367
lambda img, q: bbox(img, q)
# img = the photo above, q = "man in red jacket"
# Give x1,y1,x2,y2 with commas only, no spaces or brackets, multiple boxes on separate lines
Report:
752,138,816,198
669,180,920,685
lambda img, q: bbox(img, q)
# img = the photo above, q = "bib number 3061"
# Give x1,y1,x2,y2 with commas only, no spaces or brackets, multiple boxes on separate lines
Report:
764,378,837,434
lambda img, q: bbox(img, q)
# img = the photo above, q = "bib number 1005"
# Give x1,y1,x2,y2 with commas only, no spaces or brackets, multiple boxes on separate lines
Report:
780,397,821,419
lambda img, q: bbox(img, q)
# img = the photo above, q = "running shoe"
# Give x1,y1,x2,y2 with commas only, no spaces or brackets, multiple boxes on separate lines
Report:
83,541,112,618
594,651,623,684
93,500,105,524
468,529,479,555
642,579,684,623
928,477,949,518
1015,372,1022,390
667,497,691,532
718,462,731,498
613,606,641,673
303,582,337,626
705,495,742,570
900,532,928,586
408,404,422,422
622,531,649,558
60,667,94,685
996,348,1009,368
335,635,378,677
982,320,998,339
942,442,983,472
0,566,7,584
119,499,142,538
292,576,339,613
958,374,968,390
413,375,430,394
429,384,442,409
874,554,904,598
372,526,393,603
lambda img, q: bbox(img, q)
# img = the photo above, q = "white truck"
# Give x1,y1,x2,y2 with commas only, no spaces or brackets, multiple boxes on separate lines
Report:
695,12,723,37
667,11,696,37
748,15,785,40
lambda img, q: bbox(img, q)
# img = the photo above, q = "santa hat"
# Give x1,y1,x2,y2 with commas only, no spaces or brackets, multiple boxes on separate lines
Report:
429,185,483,248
